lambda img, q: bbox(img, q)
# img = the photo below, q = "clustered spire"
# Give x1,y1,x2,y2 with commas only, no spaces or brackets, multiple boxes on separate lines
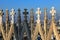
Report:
0,7,60,40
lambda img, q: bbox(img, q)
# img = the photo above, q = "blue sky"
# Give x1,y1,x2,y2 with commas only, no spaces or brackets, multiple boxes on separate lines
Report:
0,0,60,9
0,0,60,11
0,0,60,21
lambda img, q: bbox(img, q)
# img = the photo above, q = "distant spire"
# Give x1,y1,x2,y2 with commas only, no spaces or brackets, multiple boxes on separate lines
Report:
30,8,34,23
17,8,21,40
30,8,34,39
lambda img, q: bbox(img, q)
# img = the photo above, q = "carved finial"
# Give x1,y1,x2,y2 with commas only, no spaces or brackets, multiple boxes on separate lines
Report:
10,8,15,16
0,9,3,16
0,10,1,13
30,8,34,12
44,8,47,18
44,8,47,10
30,8,34,16
23,8,28,15
24,9,27,12
0,9,3,24
6,9,8,11
23,9,28,23
50,6,56,16
18,8,20,15
36,8,41,23
18,8,20,11
10,8,15,24
44,8,47,13
6,9,9,22
6,9,9,15
36,8,41,15
17,8,21,23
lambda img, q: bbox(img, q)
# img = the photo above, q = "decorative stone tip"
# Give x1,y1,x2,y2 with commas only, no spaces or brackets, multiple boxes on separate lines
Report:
36,8,41,14
0,10,2,13
18,8,20,11
44,8,47,10
6,9,8,11
31,8,34,11
30,8,34,13
51,6,55,10
11,8,15,11
24,9,27,11
10,8,15,15
50,6,56,16
0,10,3,13
37,8,40,11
